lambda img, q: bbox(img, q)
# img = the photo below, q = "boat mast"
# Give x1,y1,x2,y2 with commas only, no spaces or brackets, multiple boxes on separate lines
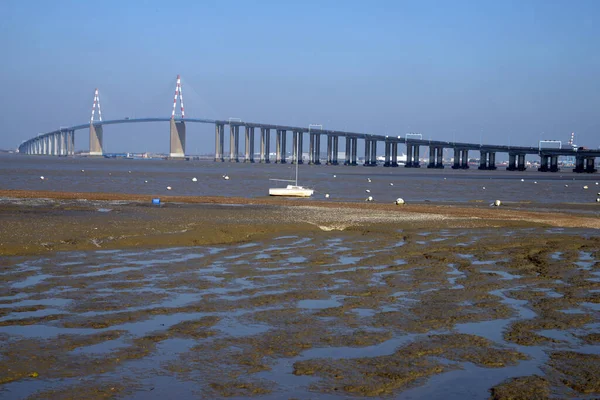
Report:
295,131,299,186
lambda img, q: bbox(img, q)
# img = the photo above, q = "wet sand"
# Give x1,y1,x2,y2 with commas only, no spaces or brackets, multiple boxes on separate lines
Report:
1,189,599,257
1,190,599,399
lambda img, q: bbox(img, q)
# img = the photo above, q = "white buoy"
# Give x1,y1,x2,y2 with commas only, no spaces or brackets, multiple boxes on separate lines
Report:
534,181,537,184
444,177,447,180
493,200,501,207
520,179,524,182
192,177,198,182
366,196,373,202
40,176,45,180
144,180,148,183
390,183,394,186
333,175,336,178
584,185,589,189
565,184,569,187
166,186,172,190
482,187,486,190
596,182,599,185
395,198,405,205
109,173,111,176
367,178,371,183
81,169,85,172
596,198,600,203
325,194,330,198
223,175,230,180
365,189,371,193
128,171,132,174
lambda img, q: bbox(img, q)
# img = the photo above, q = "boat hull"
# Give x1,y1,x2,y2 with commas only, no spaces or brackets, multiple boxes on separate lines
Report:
269,185,313,197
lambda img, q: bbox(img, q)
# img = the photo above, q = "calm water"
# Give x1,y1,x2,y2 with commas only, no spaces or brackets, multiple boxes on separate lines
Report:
1,153,599,207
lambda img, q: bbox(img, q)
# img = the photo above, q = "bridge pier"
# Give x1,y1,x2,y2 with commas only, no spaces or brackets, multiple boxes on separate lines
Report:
326,135,335,165
384,142,391,167
488,152,496,170
478,151,488,170
229,125,239,162
214,124,224,161
169,120,186,159
506,153,517,170
538,155,549,172
89,123,103,156
363,139,372,166
428,146,436,168
436,147,444,168
309,133,321,165
281,130,287,163
275,130,282,163
461,150,469,169
406,144,420,167
344,137,351,165
550,155,559,172
391,142,398,167
517,154,526,171
332,136,339,164
574,156,597,173
292,131,299,164
244,126,254,162
260,128,270,163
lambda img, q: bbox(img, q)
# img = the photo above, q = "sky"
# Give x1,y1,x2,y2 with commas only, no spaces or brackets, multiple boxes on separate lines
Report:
1,0,599,154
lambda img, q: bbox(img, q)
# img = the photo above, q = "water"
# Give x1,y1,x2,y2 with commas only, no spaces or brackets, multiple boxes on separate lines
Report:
1,153,600,207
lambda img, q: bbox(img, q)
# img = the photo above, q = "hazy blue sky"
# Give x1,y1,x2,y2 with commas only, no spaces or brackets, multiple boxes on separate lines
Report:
1,0,599,153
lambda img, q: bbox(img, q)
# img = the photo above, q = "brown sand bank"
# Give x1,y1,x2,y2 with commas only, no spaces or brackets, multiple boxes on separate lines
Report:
0,189,598,256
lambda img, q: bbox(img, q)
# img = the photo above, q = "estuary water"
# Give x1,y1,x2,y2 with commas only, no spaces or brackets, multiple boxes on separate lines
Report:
1,153,599,207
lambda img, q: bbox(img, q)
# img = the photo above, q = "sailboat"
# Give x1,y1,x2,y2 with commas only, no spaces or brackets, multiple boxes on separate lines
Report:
269,133,314,197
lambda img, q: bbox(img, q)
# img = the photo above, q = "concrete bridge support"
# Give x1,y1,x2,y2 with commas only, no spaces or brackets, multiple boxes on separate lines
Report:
169,120,186,159
428,146,436,168
488,152,496,170
461,150,469,169
244,126,255,162
215,124,224,161
309,133,321,165
332,136,339,164
384,142,391,167
344,137,352,165
259,128,270,163
550,156,559,172
281,130,287,163
326,135,338,165
229,125,240,162
351,138,358,165
538,155,550,172
89,123,103,156
391,142,398,167
292,131,299,164
369,140,377,166
573,156,597,173
452,149,460,169
436,147,444,168
507,153,517,170
363,140,371,166
517,154,526,171
68,130,75,156
406,144,421,168
276,130,282,163
478,151,488,170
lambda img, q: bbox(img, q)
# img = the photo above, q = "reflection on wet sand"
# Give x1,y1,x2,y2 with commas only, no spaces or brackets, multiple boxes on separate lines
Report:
1,228,599,399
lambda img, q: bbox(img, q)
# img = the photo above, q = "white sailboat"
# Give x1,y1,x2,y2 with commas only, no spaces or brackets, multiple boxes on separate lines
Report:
269,134,313,197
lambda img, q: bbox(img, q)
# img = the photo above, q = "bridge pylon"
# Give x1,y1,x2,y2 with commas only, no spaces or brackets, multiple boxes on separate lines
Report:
169,75,186,158
89,88,104,156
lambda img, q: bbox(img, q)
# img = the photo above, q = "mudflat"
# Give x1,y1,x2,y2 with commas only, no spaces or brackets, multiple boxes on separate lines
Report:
1,190,599,399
